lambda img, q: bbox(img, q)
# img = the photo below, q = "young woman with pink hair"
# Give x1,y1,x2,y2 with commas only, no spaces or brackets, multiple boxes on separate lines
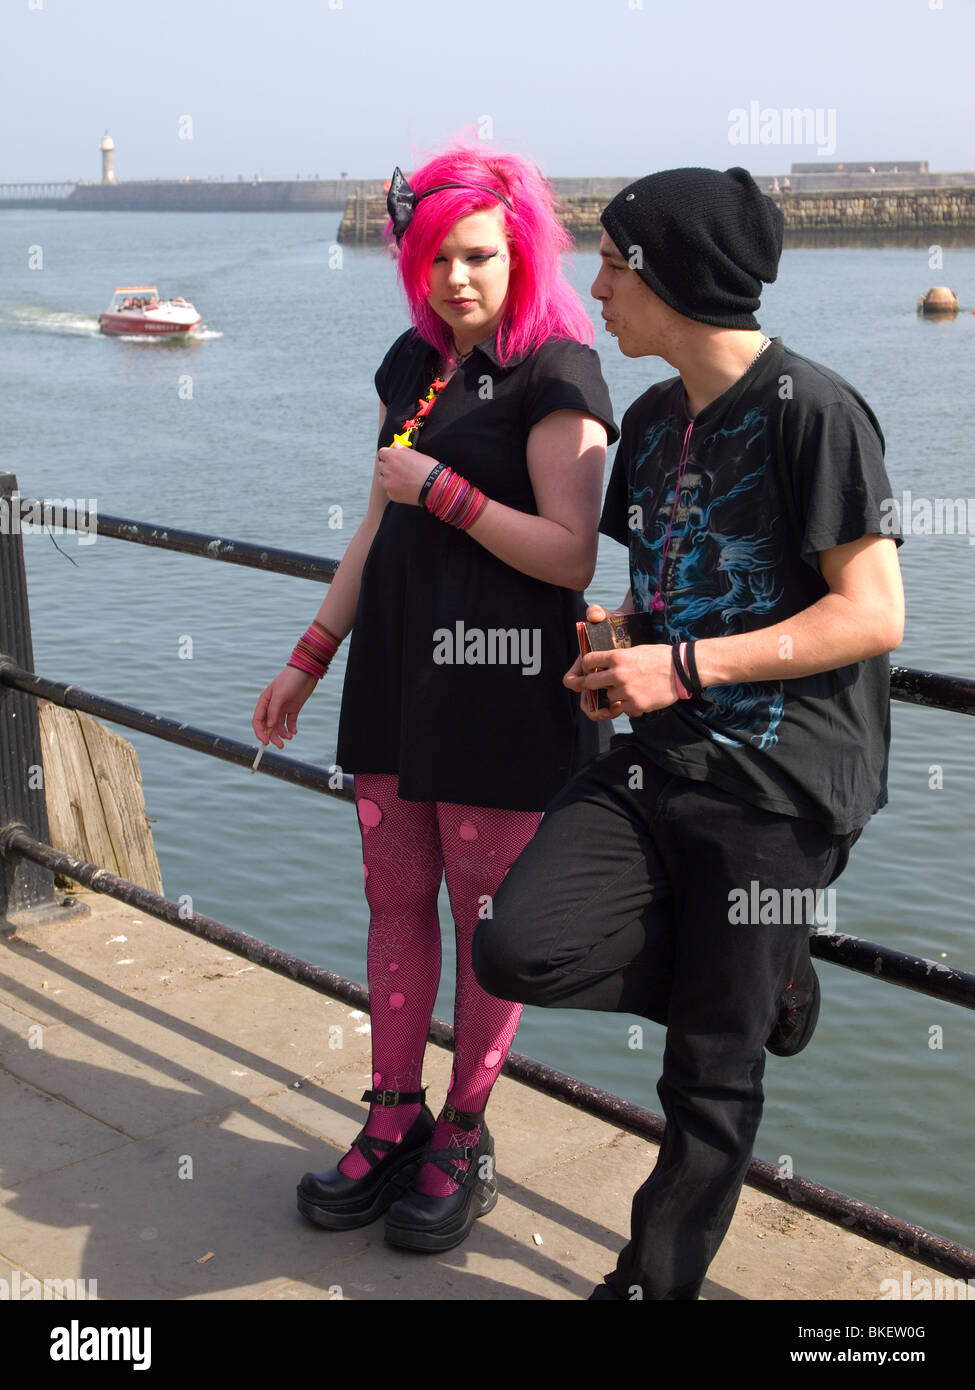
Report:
253,144,616,1253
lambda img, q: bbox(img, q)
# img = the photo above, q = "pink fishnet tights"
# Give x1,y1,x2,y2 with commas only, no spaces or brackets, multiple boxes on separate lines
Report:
337,774,540,1197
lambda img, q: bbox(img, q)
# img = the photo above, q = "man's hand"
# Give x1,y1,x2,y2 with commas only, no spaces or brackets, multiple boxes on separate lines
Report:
564,602,679,721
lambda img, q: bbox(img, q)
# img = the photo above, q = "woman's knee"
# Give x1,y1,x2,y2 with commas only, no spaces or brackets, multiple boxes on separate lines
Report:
362,868,440,919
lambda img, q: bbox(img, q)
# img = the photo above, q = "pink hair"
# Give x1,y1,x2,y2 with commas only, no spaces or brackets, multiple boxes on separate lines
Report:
391,145,594,365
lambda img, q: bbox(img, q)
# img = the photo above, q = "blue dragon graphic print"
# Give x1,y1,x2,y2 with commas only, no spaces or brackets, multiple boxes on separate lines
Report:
630,408,785,750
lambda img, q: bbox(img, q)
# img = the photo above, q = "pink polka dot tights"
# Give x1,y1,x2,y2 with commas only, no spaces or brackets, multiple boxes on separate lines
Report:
338,774,541,1197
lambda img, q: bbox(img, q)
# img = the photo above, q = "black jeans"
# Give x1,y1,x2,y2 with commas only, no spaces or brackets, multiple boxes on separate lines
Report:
472,737,858,1300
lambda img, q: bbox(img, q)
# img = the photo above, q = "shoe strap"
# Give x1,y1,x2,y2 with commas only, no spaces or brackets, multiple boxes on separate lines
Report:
350,1089,428,1171
350,1131,398,1169
442,1101,485,1130
361,1087,427,1108
421,1144,478,1181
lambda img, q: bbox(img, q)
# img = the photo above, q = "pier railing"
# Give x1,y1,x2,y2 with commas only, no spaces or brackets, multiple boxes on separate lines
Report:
2,471,974,1282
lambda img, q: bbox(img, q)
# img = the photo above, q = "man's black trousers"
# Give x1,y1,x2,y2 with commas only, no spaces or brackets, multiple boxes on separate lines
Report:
472,736,857,1300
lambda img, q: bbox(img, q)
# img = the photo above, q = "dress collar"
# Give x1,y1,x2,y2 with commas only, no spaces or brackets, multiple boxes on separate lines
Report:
417,330,530,372
458,334,530,370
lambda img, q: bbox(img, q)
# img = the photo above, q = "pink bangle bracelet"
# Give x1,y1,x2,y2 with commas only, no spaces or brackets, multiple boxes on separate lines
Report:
289,623,340,680
424,466,489,531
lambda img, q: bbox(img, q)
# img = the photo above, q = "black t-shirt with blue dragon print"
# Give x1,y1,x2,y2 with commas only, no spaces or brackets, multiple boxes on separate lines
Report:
599,338,901,834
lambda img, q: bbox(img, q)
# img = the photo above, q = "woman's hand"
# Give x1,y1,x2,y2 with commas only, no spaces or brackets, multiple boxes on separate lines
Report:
376,443,438,506
252,666,319,748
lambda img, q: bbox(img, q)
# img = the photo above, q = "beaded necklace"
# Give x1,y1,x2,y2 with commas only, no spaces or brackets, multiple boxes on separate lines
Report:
391,375,448,448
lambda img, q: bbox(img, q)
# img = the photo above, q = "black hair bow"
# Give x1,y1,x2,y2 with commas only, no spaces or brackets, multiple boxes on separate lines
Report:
386,165,514,244
387,167,416,244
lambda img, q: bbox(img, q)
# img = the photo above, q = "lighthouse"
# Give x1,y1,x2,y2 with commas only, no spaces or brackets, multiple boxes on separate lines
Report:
100,133,116,184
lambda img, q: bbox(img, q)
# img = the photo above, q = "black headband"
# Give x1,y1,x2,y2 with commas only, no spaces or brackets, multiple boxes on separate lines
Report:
386,166,513,244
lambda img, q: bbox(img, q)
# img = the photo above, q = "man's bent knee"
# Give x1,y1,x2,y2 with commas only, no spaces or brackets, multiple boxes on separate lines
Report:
471,877,554,1004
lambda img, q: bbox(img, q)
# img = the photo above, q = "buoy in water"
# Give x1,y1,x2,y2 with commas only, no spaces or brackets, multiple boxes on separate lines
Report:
917,286,958,316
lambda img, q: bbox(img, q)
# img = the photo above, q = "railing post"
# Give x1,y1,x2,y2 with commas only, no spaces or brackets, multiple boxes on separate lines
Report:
0,472,86,930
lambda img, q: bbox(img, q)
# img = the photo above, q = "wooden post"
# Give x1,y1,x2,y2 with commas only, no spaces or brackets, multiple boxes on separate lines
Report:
37,700,162,894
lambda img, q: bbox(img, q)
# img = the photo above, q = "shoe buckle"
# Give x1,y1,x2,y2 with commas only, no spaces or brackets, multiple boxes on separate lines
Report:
443,1102,479,1129
375,1089,400,1106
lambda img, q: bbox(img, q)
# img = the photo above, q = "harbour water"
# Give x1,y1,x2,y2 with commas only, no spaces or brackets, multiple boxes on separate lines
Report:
2,209,973,1249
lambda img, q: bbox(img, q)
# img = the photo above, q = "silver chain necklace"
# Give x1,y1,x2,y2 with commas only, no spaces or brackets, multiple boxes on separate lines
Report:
744,335,771,375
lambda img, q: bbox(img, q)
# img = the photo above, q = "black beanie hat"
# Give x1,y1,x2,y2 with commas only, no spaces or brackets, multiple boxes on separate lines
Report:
600,167,784,330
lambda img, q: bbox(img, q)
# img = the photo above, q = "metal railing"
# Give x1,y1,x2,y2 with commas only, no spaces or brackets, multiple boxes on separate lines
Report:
2,472,974,1282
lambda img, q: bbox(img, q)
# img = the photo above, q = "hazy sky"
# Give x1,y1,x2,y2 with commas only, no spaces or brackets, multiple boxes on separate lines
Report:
2,0,972,183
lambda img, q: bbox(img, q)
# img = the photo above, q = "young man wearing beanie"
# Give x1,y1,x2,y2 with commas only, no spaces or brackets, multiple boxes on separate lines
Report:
472,166,904,1301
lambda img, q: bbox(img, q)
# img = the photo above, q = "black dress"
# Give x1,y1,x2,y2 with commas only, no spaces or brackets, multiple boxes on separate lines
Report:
335,329,619,811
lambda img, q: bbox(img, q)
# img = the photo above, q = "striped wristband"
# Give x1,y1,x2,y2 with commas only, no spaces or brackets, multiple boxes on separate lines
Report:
671,641,694,700
424,466,489,531
288,622,340,680
683,640,704,696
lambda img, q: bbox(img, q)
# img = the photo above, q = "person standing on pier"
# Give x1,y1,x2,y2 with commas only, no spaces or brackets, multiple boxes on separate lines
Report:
253,145,616,1253
473,166,904,1300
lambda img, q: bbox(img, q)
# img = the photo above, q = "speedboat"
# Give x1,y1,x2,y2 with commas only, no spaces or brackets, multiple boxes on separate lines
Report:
98,286,201,337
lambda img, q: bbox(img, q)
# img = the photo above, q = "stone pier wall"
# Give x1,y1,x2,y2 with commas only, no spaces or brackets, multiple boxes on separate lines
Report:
62,180,356,212
337,187,975,244
6,177,970,231
775,187,975,230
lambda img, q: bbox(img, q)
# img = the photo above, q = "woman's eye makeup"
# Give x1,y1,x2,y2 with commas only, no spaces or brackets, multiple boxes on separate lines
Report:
433,249,500,264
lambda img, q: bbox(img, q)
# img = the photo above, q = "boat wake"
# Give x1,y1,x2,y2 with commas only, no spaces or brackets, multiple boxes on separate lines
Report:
0,304,222,341
3,305,101,337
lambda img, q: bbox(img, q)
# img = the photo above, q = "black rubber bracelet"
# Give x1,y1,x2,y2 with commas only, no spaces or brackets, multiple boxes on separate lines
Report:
683,640,704,695
671,641,693,699
418,462,446,507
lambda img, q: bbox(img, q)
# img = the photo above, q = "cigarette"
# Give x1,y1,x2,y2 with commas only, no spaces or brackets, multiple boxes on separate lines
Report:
251,735,271,772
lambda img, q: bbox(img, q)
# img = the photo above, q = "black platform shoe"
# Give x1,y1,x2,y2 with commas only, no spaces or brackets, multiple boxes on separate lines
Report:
766,952,821,1058
297,1089,434,1230
383,1104,497,1253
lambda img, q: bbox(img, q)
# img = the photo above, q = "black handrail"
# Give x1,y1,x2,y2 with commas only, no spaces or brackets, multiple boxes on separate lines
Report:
889,663,975,716
0,662,354,802
13,497,338,582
